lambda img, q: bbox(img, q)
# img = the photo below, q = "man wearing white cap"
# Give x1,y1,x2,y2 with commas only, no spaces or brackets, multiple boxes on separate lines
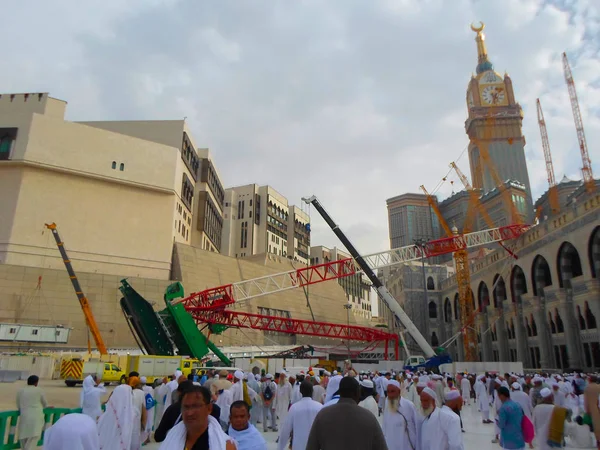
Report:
475,375,492,424
260,374,278,432
358,379,379,418
533,387,558,450
383,379,419,450
419,387,463,450
460,375,472,406
550,381,566,407
140,376,155,443
510,382,533,420
275,372,292,426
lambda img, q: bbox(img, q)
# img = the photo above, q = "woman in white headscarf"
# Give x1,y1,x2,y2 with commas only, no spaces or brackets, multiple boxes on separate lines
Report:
97,384,134,450
43,413,99,450
80,375,106,421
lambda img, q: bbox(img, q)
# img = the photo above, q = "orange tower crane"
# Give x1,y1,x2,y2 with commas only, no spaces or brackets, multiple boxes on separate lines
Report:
419,185,478,361
563,52,595,194
536,99,560,215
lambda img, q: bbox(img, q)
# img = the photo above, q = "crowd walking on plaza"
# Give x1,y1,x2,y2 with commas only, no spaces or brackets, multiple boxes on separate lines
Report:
13,367,600,449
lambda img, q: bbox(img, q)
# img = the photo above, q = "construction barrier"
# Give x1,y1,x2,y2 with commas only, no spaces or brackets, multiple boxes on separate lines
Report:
0,407,81,449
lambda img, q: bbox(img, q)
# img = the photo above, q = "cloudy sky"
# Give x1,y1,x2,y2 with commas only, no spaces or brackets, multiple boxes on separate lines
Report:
2,0,598,254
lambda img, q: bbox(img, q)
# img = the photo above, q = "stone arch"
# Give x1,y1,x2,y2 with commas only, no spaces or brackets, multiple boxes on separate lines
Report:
557,241,583,288
431,332,439,347
427,276,435,290
576,305,586,330
584,301,597,329
530,314,537,336
453,293,460,320
444,298,452,323
510,265,527,303
554,308,564,333
492,274,506,308
531,255,552,297
478,281,490,312
428,301,437,319
589,226,600,278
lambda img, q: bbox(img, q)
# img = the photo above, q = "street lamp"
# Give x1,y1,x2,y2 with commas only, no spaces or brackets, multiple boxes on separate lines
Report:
344,303,352,360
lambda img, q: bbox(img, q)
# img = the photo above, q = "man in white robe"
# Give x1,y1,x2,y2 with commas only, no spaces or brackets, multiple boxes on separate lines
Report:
460,375,472,406
228,400,267,450
358,379,379,418
475,375,492,423
80,374,106,421
98,384,134,450
159,385,236,450
289,376,302,405
432,374,445,407
511,382,533,419
140,376,155,443
275,372,292,426
153,377,169,429
311,376,326,404
533,387,565,450
43,413,99,450
419,387,464,450
163,370,182,409
230,370,246,402
383,380,419,450
325,373,343,404
16,375,47,450
216,386,234,430
278,381,323,450
550,382,567,407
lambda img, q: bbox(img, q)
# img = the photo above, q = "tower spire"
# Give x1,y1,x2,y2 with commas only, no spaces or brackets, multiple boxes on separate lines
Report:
471,22,494,74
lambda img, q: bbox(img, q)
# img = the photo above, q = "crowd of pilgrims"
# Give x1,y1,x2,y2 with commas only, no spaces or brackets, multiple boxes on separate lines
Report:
14,368,600,450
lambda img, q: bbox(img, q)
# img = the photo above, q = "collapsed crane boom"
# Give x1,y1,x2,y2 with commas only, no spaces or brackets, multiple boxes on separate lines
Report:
562,52,595,193
44,223,107,355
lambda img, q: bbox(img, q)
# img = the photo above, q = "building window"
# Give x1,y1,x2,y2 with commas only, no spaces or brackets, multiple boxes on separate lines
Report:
55,330,61,336
119,163,124,171
111,161,116,169
181,173,194,211
0,128,17,161
31,329,38,335
9,328,16,334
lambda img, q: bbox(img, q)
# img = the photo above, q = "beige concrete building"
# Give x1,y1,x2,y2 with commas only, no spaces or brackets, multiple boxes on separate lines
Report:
310,245,373,319
0,92,224,283
221,184,310,263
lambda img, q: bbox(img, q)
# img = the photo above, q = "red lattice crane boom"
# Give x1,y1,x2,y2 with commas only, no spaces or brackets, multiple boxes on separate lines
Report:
563,52,595,193
536,99,560,214
177,223,529,360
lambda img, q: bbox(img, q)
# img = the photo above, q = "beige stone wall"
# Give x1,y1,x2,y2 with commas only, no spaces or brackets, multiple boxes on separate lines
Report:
0,263,171,351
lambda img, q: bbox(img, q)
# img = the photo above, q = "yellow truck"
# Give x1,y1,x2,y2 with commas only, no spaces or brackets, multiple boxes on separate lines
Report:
60,358,126,387
126,355,202,385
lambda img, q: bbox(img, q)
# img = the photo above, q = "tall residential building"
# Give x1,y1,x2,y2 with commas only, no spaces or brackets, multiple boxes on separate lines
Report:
438,190,473,234
465,23,534,222
310,246,372,319
0,92,224,279
386,193,441,249
221,184,310,263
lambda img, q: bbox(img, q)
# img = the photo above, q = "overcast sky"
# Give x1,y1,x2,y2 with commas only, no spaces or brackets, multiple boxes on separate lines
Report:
1,0,598,254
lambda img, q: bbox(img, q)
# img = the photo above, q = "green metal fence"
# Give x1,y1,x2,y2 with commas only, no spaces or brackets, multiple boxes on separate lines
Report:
0,407,82,449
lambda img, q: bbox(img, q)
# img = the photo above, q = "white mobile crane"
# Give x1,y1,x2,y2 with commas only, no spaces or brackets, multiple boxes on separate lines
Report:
302,195,529,370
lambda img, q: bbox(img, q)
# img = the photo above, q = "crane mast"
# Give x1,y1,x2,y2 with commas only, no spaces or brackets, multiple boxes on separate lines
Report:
536,99,560,214
562,52,595,193
44,223,108,354
419,185,478,362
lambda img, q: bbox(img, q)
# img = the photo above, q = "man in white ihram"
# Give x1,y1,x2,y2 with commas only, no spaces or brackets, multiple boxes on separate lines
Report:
419,387,464,450
275,372,292,426
278,380,323,450
460,375,472,406
383,379,419,450
475,374,492,423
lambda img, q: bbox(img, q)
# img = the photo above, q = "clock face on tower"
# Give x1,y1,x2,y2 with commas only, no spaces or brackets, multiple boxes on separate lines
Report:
480,84,506,105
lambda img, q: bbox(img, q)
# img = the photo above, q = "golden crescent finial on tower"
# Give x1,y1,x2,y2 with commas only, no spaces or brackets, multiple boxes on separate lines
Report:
470,22,485,33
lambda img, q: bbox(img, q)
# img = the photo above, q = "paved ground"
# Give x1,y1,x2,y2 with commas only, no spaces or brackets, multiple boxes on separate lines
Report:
0,380,590,449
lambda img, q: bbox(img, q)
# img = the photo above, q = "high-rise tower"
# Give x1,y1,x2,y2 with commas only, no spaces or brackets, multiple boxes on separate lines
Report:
465,23,534,222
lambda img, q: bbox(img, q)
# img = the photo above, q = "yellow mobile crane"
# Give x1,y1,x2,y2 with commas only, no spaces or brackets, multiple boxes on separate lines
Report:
45,223,107,354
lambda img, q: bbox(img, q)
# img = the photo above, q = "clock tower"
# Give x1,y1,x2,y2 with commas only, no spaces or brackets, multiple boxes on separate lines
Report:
465,23,534,222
